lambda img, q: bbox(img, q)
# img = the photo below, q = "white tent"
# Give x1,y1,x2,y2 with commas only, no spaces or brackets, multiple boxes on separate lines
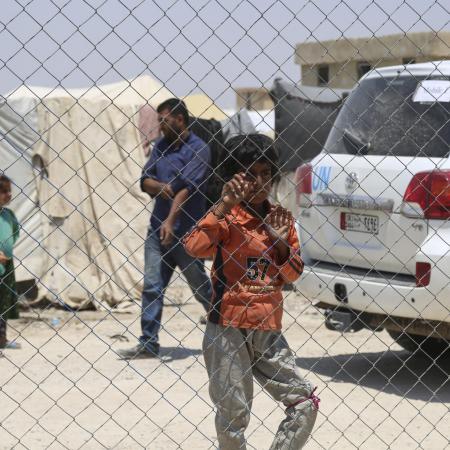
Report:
7,75,172,108
1,75,172,309
223,108,275,139
246,109,275,138
1,96,42,284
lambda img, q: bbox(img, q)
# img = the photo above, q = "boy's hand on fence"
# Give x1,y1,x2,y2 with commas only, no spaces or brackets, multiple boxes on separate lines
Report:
160,221,175,247
266,206,292,264
0,251,10,265
266,205,292,241
221,173,252,208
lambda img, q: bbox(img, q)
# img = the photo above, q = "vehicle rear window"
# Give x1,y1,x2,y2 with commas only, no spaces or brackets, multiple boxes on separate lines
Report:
325,76,450,157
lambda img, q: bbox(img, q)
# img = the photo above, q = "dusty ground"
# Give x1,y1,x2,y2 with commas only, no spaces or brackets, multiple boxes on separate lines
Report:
0,282,449,450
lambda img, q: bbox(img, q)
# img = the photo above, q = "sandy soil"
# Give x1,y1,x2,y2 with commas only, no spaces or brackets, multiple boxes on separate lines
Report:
0,282,449,450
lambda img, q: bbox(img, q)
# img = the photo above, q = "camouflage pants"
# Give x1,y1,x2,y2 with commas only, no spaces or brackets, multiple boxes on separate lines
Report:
203,322,318,450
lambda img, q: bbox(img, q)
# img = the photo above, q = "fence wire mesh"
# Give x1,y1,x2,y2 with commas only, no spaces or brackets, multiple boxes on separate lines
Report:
0,0,449,449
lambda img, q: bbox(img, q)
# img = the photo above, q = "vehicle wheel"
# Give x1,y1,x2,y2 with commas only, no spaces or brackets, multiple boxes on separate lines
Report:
388,330,450,359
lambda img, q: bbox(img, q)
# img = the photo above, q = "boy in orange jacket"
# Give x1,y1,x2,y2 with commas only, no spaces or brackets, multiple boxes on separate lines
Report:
184,134,318,450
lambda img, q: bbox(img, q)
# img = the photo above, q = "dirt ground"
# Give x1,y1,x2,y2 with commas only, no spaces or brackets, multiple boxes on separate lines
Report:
0,281,449,450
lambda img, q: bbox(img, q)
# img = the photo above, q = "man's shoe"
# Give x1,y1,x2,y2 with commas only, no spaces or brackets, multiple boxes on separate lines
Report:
2,340,22,350
117,343,159,360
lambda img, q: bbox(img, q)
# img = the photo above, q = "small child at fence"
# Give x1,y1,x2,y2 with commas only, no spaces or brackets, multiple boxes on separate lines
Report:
183,134,319,450
0,175,21,350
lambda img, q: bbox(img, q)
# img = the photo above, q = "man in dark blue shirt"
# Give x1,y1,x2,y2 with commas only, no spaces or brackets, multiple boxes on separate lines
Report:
118,98,212,359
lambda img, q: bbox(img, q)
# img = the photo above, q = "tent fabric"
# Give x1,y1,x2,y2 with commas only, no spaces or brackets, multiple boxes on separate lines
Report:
274,79,349,104
1,75,172,309
220,109,255,141
270,78,350,171
33,98,149,309
246,109,275,138
184,94,227,120
0,97,45,283
223,109,274,138
7,75,173,108
138,105,160,156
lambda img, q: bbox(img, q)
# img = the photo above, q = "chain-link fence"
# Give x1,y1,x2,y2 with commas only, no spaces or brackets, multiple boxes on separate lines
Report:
1,0,449,449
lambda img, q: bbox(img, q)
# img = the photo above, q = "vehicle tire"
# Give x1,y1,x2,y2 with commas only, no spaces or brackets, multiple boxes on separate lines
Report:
388,330,450,359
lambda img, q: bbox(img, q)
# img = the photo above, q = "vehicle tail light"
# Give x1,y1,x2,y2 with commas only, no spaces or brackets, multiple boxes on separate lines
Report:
295,163,312,207
416,262,431,287
402,170,450,219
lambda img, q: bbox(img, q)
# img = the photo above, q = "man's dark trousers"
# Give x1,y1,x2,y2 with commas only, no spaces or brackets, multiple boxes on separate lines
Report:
139,229,211,353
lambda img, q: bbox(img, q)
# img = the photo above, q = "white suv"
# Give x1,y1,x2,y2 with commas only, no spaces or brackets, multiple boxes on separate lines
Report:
295,61,450,357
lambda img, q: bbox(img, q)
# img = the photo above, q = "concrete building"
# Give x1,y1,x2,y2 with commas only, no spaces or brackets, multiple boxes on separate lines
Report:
295,31,450,88
235,87,273,110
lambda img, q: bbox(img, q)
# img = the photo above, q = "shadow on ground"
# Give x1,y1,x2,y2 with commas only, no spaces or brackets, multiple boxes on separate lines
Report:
296,350,450,403
159,346,203,362
113,346,202,363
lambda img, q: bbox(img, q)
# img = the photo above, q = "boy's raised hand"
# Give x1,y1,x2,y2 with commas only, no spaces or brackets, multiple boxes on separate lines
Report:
221,173,252,208
265,205,292,243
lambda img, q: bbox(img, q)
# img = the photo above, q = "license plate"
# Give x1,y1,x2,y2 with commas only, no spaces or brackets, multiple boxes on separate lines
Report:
341,212,379,234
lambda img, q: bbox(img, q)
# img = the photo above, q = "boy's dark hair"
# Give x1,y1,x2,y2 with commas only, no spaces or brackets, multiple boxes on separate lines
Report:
156,98,189,126
0,174,11,193
220,134,280,182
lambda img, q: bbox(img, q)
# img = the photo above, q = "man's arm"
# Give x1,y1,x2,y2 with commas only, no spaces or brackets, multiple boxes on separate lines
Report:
140,144,173,200
141,149,174,199
142,178,174,200
166,188,189,224
160,188,189,246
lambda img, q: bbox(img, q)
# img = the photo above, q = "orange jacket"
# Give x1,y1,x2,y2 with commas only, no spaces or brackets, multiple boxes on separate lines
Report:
183,203,304,330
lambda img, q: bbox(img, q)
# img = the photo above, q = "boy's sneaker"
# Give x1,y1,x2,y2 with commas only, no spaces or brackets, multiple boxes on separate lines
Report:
117,343,159,360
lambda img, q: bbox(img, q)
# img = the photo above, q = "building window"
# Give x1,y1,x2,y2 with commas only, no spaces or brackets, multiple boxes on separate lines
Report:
317,65,329,86
358,62,372,79
403,57,416,65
